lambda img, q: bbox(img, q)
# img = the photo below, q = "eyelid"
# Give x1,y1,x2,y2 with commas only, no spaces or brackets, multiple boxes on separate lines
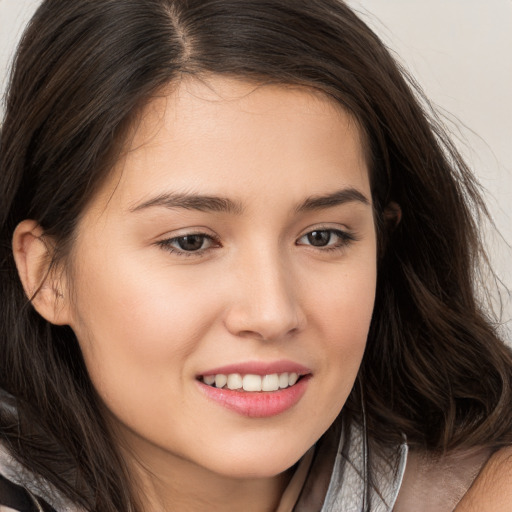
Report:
155,231,221,257
296,226,358,250
296,222,351,238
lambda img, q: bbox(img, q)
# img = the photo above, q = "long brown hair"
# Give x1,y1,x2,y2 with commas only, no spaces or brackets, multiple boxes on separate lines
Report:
1,0,511,510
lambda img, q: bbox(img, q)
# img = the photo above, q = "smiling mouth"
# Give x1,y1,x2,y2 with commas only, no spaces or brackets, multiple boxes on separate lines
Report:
199,372,303,392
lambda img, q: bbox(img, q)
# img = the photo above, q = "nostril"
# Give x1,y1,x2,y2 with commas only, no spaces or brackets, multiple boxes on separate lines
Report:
222,269,305,340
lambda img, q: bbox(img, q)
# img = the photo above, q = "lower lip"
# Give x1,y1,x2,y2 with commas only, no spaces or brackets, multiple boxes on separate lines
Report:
198,377,310,418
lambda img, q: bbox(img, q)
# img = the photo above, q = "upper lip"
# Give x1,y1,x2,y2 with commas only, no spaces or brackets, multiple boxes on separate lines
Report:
198,360,312,377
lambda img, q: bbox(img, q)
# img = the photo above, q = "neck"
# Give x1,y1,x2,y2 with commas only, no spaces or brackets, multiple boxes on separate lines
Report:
137,465,292,512
117,431,295,512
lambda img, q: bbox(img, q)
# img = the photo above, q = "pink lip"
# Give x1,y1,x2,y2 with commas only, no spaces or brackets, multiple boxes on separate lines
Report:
197,376,310,418
198,360,311,377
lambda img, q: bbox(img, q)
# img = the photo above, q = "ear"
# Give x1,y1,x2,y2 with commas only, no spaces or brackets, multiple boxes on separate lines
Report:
383,201,402,230
12,220,71,326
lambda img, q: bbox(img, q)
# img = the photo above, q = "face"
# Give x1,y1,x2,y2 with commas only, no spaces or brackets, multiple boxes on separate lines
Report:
65,77,377,480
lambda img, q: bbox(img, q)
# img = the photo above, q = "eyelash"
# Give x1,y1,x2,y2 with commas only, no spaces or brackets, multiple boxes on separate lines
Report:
296,228,357,252
156,228,357,257
156,233,221,257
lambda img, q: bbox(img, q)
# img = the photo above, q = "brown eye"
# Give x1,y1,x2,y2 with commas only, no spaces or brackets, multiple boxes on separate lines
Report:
157,233,219,255
175,235,207,251
297,228,356,251
306,230,332,247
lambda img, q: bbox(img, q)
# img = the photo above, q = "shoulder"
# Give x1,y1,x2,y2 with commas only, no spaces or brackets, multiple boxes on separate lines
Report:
394,445,492,512
454,445,512,511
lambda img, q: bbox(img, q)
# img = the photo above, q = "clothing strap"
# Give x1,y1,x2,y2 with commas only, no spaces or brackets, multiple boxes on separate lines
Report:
293,418,408,511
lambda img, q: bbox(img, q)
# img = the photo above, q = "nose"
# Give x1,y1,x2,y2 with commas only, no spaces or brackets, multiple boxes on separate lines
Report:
223,247,306,342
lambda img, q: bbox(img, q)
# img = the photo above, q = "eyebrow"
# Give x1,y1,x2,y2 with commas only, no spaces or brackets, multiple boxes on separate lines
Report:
130,187,370,215
130,193,244,215
295,188,370,212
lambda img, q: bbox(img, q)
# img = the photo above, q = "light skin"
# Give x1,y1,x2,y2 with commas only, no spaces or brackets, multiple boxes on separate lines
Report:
13,77,378,511
455,446,512,512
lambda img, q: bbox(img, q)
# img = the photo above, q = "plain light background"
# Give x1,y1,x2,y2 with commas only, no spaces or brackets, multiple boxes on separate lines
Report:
1,0,511,334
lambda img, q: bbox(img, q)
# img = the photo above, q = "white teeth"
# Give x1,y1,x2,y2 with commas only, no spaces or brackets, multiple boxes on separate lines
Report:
203,375,215,386
227,373,243,390
278,372,289,389
215,374,227,388
202,371,302,391
243,374,262,392
261,374,279,391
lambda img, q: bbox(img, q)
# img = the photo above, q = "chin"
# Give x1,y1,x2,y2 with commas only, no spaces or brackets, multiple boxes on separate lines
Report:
202,444,309,480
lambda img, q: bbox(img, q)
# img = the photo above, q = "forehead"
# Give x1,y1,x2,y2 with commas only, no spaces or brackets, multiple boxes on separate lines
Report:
90,76,370,214
138,76,358,133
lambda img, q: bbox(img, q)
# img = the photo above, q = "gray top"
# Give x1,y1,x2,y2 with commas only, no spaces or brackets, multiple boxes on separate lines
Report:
293,418,407,511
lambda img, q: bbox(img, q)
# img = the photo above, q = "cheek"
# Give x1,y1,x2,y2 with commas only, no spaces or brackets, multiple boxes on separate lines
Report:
308,253,376,340
307,260,376,406
67,250,222,404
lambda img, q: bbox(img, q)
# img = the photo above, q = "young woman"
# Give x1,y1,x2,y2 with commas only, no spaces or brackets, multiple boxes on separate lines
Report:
1,1,511,511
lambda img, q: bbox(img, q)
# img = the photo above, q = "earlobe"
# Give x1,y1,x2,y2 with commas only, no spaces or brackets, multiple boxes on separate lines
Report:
12,220,71,326
384,201,402,230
